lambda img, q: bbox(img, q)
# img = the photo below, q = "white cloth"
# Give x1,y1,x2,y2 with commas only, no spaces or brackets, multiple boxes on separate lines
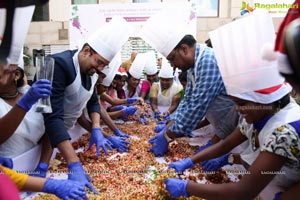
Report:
0,87,45,158
63,52,98,129
240,100,300,199
157,81,182,106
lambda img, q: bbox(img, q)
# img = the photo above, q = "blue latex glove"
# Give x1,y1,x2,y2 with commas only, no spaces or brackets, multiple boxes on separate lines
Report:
169,158,195,174
115,105,124,111
165,113,174,122
43,178,87,200
195,140,213,154
0,157,13,169
165,178,189,198
149,129,169,156
108,135,130,152
202,153,230,171
17,79,52,111
154,124,166,133
88,128,113,156
123,106,137,115
273,192,282,200
139,116,147,125
68,161,98,194
127,97,139,105
30,162,48,178
154,111,162,121
120,115,129,122
114,128,130,138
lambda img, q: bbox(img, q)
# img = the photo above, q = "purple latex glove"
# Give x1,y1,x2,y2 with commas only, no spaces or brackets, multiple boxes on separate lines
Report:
68,161,98,194
165,178,189,198
154,124,166,133
149,129,169,156
273,192,282,200
154,111,162,121
114,128,130,138
195,140,213,154
202,153,230,171
169,158,194,174
115,105,124,111
108,135,130,152
139,116,147,125
88,128,113,156
123,106,137,115
127,97,139,105
17,79,52,111
0,157,13,169
43,178,87,200
30,162,48,178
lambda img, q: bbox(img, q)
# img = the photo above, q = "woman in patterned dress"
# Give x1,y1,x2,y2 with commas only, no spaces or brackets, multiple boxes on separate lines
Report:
166,83,300,200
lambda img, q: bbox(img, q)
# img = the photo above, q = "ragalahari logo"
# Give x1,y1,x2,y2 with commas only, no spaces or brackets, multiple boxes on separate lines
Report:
241,1,254,16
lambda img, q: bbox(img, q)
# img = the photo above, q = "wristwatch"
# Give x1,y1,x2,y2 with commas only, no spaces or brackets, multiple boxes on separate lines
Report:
228,153,234,165
164,132,174,143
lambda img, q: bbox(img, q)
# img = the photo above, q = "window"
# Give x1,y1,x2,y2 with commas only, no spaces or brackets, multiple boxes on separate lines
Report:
191,0,219,17
32,2,49,21
72,0,98,4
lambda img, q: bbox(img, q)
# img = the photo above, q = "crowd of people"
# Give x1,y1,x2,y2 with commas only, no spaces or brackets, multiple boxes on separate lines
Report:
0,0,299,199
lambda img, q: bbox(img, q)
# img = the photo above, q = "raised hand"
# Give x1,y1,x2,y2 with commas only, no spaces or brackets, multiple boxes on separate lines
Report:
17,79,52,111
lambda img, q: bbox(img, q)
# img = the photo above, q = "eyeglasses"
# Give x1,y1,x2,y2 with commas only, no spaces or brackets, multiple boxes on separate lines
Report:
90,49,109,68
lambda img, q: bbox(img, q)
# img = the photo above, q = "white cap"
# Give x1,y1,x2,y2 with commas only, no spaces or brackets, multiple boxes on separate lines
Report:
139,11,187,58
128,53,146,79
0,6,35,65
158,59,174,78
144,51,158,75
232,83,292,104
87,16,133,62
209,10,284,95
102,52,121,87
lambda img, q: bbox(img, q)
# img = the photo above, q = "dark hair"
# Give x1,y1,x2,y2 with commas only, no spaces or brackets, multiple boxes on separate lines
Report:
178,70,187,82
205,38,213,48
127,72,132,80
273,94,290,109
81,43,96,54
114,74,122,80
284,19,300,80
16,67,25,87
174,34,197,50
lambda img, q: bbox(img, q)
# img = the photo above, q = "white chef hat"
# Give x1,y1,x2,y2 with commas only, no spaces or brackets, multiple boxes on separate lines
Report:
232,82,292,104
139,11,188,58
0,6,35,65
128,53,146,79
158,59,174,78
101,52,122,87
144,51,158,75
209,10,284,95
87,16,133,62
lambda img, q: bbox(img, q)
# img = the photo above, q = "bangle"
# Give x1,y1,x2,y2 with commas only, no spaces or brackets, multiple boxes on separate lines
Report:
164,132,173,143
